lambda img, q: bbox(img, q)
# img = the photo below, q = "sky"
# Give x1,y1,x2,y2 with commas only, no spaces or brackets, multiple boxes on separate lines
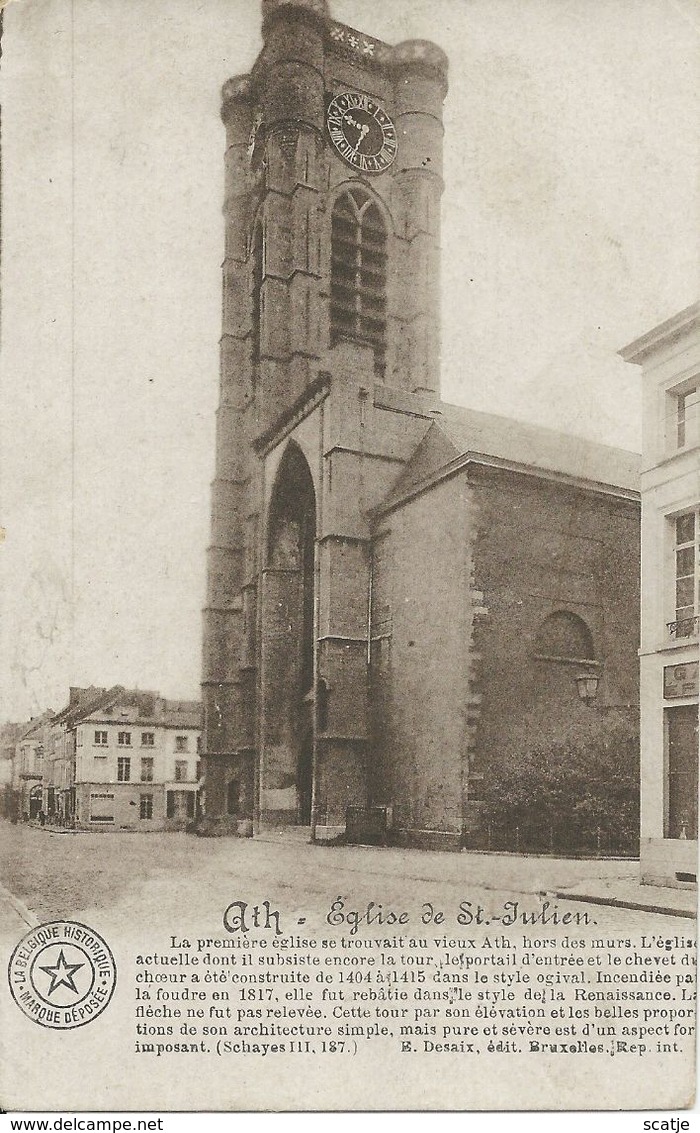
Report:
1,0,698,721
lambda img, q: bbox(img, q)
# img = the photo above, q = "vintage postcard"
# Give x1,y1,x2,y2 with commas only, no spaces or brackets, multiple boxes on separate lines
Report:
0,0,698,1115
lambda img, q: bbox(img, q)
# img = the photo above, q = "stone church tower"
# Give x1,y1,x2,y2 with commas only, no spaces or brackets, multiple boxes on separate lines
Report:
202,0,449,836
202,0,641,852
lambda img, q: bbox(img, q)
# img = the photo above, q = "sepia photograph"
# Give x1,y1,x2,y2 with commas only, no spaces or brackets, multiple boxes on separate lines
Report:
0,0,698,1116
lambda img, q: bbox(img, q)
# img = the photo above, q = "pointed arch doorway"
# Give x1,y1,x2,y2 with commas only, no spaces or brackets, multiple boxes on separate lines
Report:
259,442,316,825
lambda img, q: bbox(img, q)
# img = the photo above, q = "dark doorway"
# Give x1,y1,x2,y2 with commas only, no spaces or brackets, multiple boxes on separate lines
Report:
667,704,699,839
227,779,240,817
263,442,317,824
29,785,42,820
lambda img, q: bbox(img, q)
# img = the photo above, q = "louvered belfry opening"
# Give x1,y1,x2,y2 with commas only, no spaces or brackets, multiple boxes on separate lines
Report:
330,187,388,377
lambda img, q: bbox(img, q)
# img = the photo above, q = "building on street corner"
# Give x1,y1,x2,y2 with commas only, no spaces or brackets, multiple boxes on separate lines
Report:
13,713,53,822
32,686,203,831
71,688,202,830
621,303,700,888
2,720,28,820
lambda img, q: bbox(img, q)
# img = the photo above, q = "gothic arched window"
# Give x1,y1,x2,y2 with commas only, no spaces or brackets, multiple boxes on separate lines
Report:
534,611,595,662
330,187,388,376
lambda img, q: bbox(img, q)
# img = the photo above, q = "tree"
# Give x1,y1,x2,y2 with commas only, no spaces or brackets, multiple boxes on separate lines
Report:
481,708,639,855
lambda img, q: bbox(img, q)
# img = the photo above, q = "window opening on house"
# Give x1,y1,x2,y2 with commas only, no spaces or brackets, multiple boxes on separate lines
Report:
669,510,700,639
118,731,131,746
141,732,154,747
166,790,195,820
175,735,189,753
534,611,595,663
94,730,108,746
174,760,188,782
140,794,153,820
330,187,388,377
90,793,114,823
140,757,154,782
676,385,699,449
117,756,131,782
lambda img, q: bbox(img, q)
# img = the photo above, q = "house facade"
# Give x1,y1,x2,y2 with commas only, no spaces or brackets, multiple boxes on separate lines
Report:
13,714,52,821
622,303,700,887
1,720,26,820
46,687,203,831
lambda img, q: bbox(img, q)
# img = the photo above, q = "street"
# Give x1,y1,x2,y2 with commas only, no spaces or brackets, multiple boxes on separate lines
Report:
0,821,696,1111
0,820,692,937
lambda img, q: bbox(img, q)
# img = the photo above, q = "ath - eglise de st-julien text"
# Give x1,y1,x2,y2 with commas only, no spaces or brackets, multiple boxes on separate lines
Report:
214,897,596,936
182,897,598,939
167,897,696,944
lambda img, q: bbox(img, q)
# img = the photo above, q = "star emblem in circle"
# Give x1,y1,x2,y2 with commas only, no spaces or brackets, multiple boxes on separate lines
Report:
38,948,85,998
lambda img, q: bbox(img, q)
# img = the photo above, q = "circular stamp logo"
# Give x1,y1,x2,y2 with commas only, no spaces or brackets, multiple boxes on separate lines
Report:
8,920,116,1029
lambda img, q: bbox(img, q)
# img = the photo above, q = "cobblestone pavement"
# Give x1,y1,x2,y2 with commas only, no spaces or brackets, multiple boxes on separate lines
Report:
0,820,691,936
0,880,37,936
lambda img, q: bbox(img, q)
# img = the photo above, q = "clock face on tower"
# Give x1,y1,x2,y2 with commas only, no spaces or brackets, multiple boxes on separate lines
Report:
326,92,397,174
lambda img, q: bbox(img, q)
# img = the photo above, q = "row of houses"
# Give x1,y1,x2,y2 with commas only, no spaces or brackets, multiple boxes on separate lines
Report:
4,687,202,831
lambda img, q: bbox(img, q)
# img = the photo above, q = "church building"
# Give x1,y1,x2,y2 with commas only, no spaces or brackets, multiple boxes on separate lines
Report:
201,0,641,850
